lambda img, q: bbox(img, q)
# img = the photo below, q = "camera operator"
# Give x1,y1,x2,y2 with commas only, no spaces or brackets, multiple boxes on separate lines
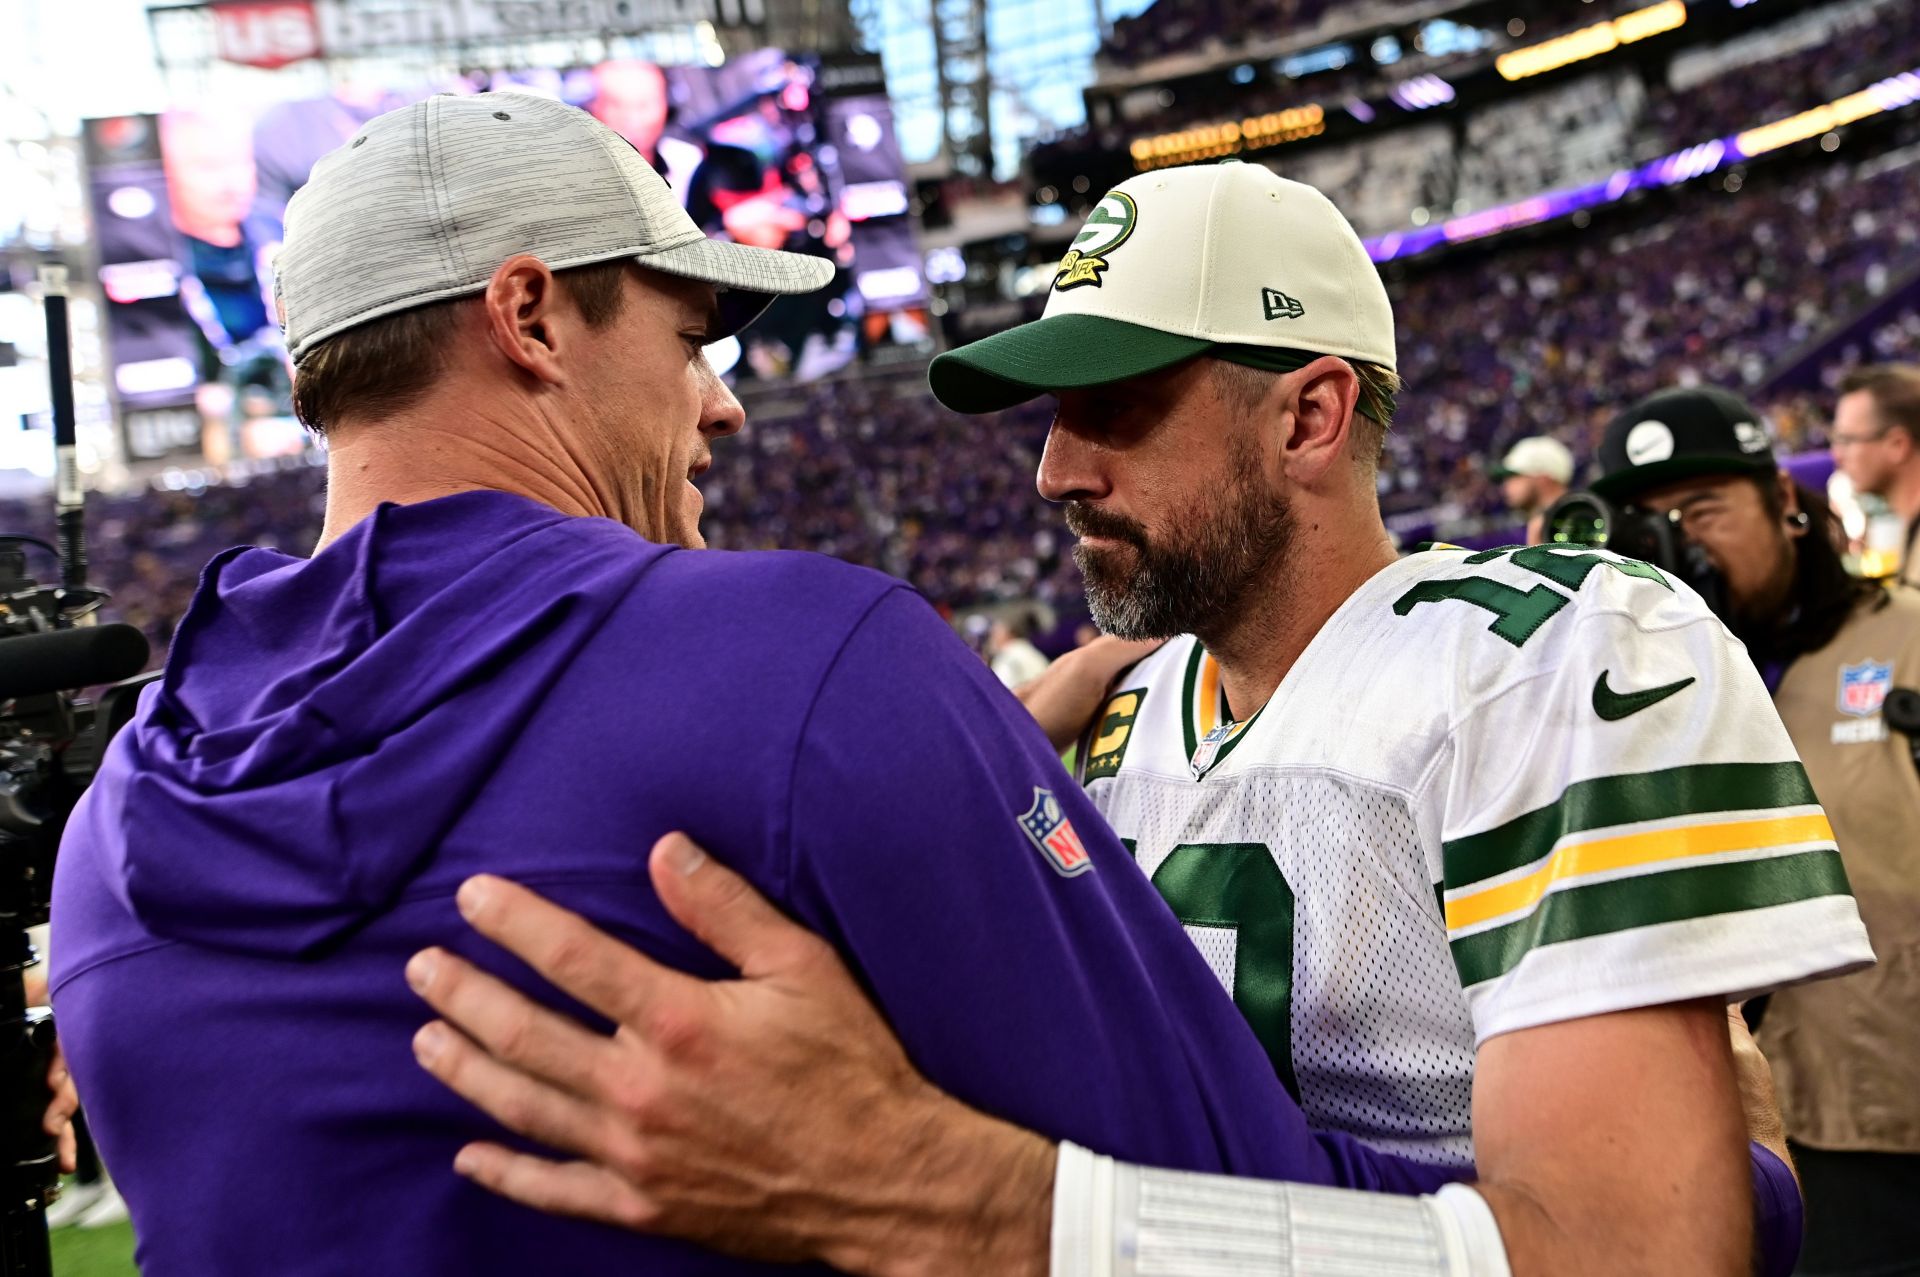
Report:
1581,386,1920,1277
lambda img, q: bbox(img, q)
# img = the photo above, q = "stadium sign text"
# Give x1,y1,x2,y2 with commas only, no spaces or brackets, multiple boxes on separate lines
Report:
1129,105,1325,171
307,0,747,57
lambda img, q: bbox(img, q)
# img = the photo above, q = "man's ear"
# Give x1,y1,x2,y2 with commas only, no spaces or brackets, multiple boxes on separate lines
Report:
1281,356,1361,487
482,255,570,387
1893,424,1919,465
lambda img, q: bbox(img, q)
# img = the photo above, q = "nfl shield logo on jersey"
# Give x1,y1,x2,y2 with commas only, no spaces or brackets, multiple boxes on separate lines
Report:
1837,660,1893,717
1018,788,1094,877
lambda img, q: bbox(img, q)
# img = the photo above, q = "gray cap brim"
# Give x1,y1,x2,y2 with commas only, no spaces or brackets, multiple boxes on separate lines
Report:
641,237,837,339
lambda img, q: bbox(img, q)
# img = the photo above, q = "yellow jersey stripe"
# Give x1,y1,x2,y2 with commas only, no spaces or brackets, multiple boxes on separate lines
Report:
1446,812,1836,932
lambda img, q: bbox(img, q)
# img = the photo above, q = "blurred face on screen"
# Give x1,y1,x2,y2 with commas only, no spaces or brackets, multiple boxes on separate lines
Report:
160,110,256,248
591,61,671,157
1037,359,1293,641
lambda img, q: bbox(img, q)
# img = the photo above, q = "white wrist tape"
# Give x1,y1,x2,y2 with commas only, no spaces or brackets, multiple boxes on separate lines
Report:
1052,1143,1511,1277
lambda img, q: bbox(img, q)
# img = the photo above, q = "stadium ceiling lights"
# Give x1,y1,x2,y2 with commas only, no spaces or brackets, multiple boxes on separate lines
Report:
1494,0,1686,81
1128,105,1327,170
1389,76,1456,111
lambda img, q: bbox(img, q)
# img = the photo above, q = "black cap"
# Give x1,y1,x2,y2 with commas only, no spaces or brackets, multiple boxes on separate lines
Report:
1591,386,1779,502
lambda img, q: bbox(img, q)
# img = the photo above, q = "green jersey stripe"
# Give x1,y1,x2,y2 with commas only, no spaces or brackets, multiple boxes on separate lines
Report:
1180,642,1204,763
1449,847,1851,988
1444,761,1821,890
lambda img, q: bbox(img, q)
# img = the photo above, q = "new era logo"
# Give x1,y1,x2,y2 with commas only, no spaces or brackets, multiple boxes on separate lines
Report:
1262,288,1304,321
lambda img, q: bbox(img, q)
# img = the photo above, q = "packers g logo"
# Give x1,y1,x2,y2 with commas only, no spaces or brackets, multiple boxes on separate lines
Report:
1054,192,1138,292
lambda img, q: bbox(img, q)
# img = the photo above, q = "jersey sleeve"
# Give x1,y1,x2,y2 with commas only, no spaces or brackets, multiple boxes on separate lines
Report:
782,587,1458,1194
1433,553,1875,1043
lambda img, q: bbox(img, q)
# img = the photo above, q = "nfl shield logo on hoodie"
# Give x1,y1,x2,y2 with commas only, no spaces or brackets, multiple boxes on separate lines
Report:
1018,788,1093,877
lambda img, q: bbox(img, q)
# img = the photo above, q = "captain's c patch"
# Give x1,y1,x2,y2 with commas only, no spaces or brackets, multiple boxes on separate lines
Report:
1083,688,1147,782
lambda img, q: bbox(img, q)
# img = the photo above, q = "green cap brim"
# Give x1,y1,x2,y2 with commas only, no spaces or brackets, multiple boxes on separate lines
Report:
1590,454,1777,503
929,314,1213,414
1488,465,1518,481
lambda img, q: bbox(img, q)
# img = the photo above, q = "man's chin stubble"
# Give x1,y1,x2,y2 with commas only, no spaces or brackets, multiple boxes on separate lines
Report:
1075,544,1175,641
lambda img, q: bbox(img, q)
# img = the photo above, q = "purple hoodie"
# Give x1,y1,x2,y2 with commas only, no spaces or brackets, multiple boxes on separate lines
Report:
51,491,1458,1276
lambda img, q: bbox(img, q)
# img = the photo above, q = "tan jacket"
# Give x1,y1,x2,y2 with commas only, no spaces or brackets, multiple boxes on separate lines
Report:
1759,585,1920,1152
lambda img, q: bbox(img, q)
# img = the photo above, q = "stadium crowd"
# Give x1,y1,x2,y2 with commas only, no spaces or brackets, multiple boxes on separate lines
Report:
1381,151,1920,533
1038,0,1917,233
4,141,1914,670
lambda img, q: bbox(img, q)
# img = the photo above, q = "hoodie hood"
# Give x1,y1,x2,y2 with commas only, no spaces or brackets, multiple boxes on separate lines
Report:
99,491,669,958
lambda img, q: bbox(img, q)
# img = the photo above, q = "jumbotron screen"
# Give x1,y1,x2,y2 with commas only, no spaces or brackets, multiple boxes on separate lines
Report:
83,50,926,461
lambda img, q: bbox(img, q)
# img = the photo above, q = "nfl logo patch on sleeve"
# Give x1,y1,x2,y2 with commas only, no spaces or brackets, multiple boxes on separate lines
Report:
1018,788,1094,877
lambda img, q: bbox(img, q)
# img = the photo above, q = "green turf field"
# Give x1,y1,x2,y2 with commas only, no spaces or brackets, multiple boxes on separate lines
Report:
52,1220,136,1277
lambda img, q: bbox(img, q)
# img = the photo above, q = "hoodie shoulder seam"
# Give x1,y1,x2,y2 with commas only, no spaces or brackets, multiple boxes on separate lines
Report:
778,583,917,899
49,937,182,997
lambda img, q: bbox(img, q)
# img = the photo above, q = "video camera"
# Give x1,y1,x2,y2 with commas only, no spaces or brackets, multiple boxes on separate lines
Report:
1540,488,1732,619
1543,486,1920,774
0,268,153,1276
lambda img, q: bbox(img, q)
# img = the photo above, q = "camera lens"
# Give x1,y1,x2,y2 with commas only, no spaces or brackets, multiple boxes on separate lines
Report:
1543,493,1611,548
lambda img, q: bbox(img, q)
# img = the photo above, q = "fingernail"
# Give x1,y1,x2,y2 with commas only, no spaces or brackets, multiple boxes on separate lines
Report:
405,950,439,994
414,1022,449,1065
665,836,706,876
457,877,493,920
453,1146,480,1176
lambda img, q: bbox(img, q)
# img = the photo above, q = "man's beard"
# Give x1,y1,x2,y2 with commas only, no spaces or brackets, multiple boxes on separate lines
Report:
1068,438,1295,642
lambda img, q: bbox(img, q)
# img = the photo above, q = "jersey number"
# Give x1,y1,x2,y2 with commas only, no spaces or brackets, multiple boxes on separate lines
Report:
1149,842,1299,1099
1392,545,1669,647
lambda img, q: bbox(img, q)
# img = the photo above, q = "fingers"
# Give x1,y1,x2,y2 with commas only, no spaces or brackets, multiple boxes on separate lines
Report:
43,1051,78,1140
452,1143,658,1231
411,1018,619,1161
451,875,702,1025
406,948,611,1100
1726,1004,1761,1050
647,834,827,978
43,1051,78,1173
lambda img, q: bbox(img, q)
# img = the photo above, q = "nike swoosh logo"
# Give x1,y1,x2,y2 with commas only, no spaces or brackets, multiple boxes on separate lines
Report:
1592,671,1697,721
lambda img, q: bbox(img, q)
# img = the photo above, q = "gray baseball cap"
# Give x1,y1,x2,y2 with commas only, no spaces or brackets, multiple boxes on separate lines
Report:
274,91,835,362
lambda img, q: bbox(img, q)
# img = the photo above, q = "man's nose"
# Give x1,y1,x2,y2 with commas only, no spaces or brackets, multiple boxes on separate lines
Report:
702,364,746,440
1037,419,1111,504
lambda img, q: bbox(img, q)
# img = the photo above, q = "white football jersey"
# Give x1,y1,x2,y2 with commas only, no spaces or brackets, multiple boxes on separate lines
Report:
1078,544,1875,1168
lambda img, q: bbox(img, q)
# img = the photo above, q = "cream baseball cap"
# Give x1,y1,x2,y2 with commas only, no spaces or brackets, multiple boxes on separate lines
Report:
1490,436,1576,485
275,91,835,362
928,161,1395,416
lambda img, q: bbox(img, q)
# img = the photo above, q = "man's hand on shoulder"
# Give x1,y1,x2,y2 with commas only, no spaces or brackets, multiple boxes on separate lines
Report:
1015,635,1164,753
1727,1003,1795,1189
407,835,1054,1277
